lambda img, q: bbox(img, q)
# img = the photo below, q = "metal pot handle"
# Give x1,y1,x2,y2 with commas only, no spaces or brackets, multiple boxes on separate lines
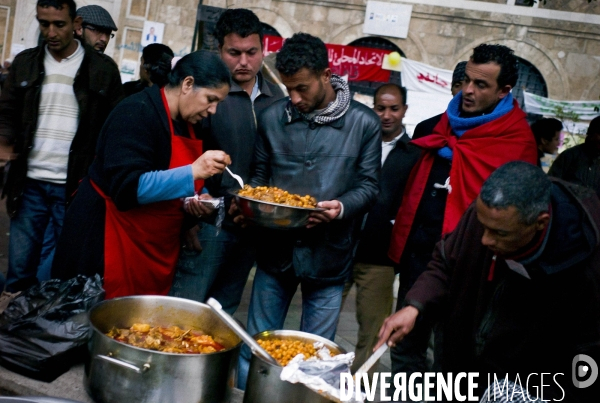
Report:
95,354,151,374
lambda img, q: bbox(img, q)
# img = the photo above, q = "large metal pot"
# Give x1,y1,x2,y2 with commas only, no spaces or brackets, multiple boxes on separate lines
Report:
85,296,241,403
243,330,347,403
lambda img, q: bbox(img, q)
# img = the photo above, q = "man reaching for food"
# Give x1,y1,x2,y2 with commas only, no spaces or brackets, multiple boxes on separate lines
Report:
236,32,381,389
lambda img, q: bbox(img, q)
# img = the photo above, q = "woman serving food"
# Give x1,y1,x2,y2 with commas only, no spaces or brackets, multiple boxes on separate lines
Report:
52,51,231,298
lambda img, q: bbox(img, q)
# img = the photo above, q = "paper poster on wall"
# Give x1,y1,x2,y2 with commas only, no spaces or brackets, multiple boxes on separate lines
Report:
120,58,138,83
141,21,165,47
363,1,412,39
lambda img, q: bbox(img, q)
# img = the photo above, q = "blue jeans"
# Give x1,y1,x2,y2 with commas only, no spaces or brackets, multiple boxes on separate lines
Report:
169,222,256,314
6,179,65,292
37,223,55,282
237,266,345,390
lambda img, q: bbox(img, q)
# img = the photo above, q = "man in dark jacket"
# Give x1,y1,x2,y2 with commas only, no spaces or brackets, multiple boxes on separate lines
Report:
169,8,284,313
0,0,123,293
237,33,381,389
377,161,600,402
344,83,420,376
549,116,600,197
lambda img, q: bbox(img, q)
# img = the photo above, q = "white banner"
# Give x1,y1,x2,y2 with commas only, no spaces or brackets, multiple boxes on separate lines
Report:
523,91,600,121
401,58,453,95
404,90,452,137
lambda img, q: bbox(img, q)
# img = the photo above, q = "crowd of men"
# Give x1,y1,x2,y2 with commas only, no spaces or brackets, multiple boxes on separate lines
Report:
0,1,599,401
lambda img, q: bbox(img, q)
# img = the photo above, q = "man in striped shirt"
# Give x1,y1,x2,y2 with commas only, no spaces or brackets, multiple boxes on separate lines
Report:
0,0,123,294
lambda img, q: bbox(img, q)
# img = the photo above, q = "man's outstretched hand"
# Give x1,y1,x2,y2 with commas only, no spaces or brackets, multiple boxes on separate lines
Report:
374,305,420,350
307,200,341,228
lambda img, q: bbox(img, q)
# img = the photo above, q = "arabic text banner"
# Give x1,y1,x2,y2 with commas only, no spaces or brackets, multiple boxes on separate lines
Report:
523,91,600,121
263,35,284,56
401,58,453,95
262,35,391,83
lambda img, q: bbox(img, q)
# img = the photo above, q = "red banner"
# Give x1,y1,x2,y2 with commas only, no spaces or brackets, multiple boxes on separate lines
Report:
263,35,285,55
262,35,391,83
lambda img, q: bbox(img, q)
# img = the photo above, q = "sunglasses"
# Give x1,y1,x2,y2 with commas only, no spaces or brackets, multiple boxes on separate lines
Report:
83,25,115,39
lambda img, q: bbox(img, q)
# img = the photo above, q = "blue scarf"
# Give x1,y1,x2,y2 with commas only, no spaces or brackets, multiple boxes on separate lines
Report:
438,92,514,160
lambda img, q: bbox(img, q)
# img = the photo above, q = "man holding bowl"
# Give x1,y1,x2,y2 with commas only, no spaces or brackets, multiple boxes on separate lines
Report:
237,32,381,388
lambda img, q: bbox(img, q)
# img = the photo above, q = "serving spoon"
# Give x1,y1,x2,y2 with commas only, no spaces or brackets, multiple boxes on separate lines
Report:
225,167,244,188
207,298,279,366
353,343,388,378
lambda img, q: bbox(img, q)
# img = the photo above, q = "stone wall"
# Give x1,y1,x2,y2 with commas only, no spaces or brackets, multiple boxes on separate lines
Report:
6,0,600,101
541,0,600,14
211,0,599,101
0,0,18,63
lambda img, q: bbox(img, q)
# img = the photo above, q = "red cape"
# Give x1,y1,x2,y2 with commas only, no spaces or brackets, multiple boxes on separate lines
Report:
388,100,538,263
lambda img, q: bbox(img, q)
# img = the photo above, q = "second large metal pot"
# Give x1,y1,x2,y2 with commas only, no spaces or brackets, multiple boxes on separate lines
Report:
243,330,347,403
85,296,241,403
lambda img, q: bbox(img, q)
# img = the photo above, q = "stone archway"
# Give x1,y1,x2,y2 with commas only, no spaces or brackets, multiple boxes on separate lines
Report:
247,8,296,39
454,36,569,99
327,24,361,45
406,31,430,65
581,74,600,101
345,36,404,95
328,23,427,62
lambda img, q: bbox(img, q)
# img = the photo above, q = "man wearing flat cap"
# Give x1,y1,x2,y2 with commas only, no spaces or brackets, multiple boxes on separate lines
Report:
76,4,118,53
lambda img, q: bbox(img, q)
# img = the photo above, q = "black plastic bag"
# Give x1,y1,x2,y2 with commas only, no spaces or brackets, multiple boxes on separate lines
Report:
0,275,104,382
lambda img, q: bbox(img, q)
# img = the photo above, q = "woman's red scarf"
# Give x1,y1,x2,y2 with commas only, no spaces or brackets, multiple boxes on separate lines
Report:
388,100,538,263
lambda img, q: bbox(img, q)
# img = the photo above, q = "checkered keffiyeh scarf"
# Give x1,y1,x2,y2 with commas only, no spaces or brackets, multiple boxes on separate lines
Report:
285,74,351,124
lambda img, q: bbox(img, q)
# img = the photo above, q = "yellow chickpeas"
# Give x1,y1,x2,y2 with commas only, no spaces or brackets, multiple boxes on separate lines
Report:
257,338,318,366
238,185,317,208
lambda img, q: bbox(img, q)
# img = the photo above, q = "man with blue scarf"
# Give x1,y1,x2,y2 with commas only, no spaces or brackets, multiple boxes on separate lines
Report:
386,44,538,398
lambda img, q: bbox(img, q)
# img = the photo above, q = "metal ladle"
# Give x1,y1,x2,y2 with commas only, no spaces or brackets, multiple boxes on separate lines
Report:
207,297,279,366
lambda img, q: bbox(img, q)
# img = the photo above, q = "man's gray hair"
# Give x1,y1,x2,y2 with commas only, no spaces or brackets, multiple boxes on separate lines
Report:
479,161,551,225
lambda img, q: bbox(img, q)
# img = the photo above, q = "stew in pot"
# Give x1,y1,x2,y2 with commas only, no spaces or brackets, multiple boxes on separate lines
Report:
106,323,225,354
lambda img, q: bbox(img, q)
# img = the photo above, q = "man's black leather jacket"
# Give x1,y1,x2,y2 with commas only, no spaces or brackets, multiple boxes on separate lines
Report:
250,98,381,284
